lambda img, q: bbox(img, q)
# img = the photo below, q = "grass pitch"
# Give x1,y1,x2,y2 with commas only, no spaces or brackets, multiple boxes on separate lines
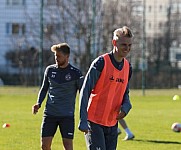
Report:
0,87,180,150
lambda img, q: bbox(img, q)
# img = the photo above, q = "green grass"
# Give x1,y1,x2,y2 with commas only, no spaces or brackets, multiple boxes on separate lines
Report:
0,87,181,150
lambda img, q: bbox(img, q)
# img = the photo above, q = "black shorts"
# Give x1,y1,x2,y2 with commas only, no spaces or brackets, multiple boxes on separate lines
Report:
41,116,74,139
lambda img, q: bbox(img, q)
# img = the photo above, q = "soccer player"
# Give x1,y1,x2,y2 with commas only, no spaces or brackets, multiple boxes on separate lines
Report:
32,43,83,150
118,119,135,140
79,26,134,149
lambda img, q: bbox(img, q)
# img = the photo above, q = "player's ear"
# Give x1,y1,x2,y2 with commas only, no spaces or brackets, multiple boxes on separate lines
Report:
112,40,116,46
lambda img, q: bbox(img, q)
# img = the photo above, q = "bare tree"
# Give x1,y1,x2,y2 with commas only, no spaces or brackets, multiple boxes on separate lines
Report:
5,0,143,85
101,0,143,66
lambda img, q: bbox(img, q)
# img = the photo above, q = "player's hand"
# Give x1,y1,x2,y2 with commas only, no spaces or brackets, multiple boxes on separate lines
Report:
116,111,126,120
80,129,89,134
78,121,89,134
32,104,39,114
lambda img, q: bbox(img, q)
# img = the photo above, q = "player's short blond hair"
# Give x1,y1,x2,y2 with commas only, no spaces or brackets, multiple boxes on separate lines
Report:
113,26,134,41
51,43,70,55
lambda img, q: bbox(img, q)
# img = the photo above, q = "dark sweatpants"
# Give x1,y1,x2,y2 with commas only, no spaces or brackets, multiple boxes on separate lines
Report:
85,121,118,150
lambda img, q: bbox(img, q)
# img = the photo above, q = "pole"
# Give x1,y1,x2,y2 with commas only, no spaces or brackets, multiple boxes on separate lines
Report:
91,0,96,59
39,0,44,85
142,0,146,96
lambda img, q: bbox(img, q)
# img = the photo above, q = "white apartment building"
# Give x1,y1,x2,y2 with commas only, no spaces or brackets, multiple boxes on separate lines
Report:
0,0,102,73
143,0,181,67
145,0,170,38
0,0,180,70
0,0,40,68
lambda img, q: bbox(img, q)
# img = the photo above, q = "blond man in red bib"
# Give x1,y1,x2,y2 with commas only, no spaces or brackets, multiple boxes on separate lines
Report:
79,26,134,150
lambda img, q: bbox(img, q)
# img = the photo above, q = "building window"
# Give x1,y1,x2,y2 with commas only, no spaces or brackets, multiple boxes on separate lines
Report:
159,22,162,29
176,54,181,61
159,5,162,11
6,0,26,6
148,22,152,29
45,0,60,5
148,6,151,12
12,24,19,34
44,24,54,35
6,23,26,35
44,23,61,35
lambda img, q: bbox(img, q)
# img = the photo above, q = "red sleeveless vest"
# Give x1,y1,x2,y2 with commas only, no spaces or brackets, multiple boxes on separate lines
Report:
87,53,129,126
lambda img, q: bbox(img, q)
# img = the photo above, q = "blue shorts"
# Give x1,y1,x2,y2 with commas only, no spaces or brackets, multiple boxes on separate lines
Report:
85,121,118,150
41,116,74,139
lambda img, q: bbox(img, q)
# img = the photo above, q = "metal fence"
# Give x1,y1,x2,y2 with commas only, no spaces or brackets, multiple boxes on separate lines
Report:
0,0,181,89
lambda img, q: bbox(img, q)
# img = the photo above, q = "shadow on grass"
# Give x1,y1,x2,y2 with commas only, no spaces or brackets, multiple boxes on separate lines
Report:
134,139,181,145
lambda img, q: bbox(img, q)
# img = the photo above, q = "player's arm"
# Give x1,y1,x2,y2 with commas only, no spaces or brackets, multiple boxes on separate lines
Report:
77,71,84,92
32,67,49,114
116,85,132,119
78,57,104,133
117,63,132,119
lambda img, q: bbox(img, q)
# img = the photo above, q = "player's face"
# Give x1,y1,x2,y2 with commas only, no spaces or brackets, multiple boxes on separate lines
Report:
116,37,132,57
54,51,68,67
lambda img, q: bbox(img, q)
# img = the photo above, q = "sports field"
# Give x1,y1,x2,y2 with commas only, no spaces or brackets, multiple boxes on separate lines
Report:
0,87,180,150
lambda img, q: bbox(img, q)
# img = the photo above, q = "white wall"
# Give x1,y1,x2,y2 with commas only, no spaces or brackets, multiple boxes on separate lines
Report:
0,0,40,66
